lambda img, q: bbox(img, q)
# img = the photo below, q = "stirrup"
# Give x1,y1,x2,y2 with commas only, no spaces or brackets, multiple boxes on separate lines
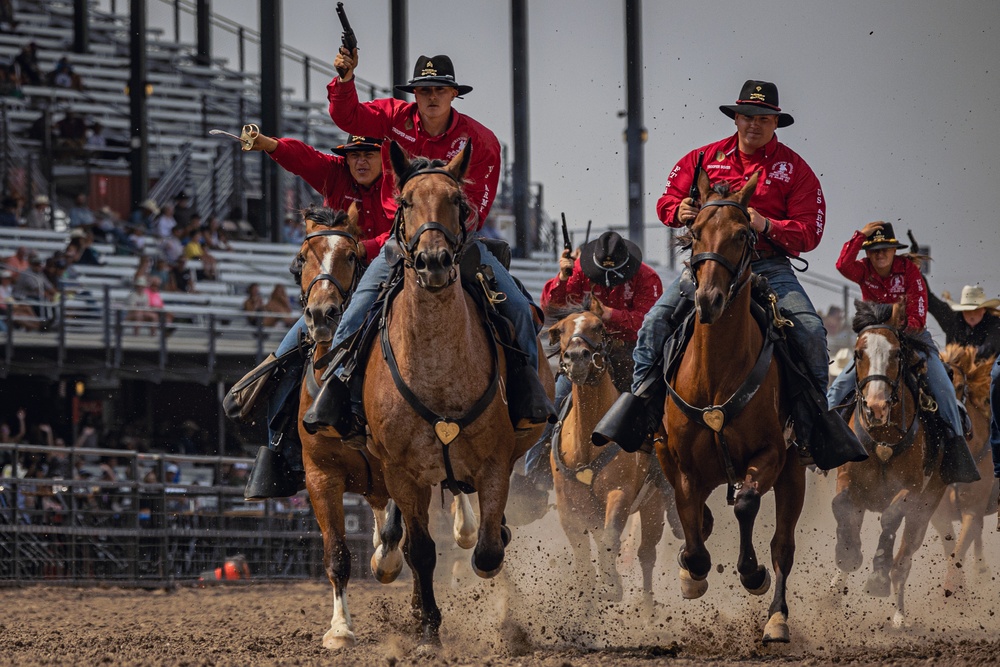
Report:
244,445,305,500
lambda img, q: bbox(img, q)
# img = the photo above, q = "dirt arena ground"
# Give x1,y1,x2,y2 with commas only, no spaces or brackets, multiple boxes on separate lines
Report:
4,472,1000,666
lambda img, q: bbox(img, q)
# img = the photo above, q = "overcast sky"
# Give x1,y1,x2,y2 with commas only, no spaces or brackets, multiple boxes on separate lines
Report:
134,0,1000,316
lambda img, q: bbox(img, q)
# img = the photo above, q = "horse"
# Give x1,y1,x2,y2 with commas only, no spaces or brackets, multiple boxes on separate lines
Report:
293,206,403,649
547,299,666,614
659,171,804,643
361,142,550,644
930,344,998,593
832,299,946,628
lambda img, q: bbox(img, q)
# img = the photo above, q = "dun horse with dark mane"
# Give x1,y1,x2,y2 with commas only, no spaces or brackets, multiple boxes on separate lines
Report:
658,172,805,643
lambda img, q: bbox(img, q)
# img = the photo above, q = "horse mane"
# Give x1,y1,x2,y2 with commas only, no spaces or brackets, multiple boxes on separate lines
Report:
301,204,360,239
676,181,737,249
543,293,593,322
941,343,996,409
851,300,931,356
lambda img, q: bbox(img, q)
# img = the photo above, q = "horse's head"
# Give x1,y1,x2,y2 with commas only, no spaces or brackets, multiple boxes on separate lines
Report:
851,299,908,425
682,170,759,324
941,343,995,412
389,141,473,291
548,298,609,385
291,205,362,343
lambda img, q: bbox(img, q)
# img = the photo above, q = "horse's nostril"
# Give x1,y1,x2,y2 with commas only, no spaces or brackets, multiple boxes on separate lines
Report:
439,251,453,268
414,252,428,271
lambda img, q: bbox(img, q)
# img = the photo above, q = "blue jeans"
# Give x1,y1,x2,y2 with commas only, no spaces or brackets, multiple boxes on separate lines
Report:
330,240,540,374
275,315,308,356
632,256,829,393
990,356,1000,477
827,330,963,438
524,375,571,477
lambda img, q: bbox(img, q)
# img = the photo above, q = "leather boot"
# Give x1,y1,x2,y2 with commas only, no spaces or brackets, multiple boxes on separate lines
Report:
940,433,981,484
244,414,305,500
792,385,868,471
592,379,666,453
302,373,351,435
223,353,281,423
509,364,557,428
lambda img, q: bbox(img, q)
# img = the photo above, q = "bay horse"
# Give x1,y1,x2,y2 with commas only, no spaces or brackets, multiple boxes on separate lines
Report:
661,172,804,643
293,206,403,649
930,344,998,592
361,142,550,644
832,299,945,628
548,299,666,613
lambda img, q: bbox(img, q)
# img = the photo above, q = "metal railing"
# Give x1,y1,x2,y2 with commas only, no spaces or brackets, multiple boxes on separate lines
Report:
0,443,374,585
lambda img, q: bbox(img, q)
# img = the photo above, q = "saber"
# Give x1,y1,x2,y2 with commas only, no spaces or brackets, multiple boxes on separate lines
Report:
208,123,259,151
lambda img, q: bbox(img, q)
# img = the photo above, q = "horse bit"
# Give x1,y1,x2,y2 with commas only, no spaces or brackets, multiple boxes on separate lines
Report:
298,229,362,320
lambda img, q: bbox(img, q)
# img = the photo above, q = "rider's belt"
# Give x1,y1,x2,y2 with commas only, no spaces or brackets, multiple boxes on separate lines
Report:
753,246,787,260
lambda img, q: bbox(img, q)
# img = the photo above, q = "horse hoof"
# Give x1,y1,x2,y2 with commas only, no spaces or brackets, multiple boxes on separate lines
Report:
742,567,771,596
891,611,907,629
500,525,512,546
679,567,709,599
322,628,357,650
762,612,790,643
455,532,477,550
473,559,504,579
863,571,890,598
638,592,655,620
371,548,403,584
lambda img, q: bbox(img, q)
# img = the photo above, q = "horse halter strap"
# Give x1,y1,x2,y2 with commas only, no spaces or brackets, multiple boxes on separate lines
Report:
854,324,918,452
299,229,361,310
854,325,904,406
688,199,757,300
558,332,608,383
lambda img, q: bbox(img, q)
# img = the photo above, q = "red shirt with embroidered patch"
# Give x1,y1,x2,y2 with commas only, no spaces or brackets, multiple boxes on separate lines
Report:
541,262,663,342
656,133,825,256
836,230,927,331
269,137,391,263
327,78,501,244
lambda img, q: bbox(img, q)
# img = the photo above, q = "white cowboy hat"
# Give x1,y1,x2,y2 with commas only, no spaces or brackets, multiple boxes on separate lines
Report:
34,194,50,206
949,285,1000,312
829,347,852,377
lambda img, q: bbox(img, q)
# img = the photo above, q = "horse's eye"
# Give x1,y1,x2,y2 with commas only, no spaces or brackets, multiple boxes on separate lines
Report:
399,199,412,209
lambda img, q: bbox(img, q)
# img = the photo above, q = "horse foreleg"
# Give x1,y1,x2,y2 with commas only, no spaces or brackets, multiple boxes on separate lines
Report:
305,473,356,649
734,481,769,596
865,488,909,598
673,476,710,599
929,495,956,560
637,491,667,617
890,479,948,626
452,492,479,550
762,458,806,644
371,499,405,584
471,470,510,579
596,489,630,602
397,487,441,645
555,490,597,584
832,488,866,573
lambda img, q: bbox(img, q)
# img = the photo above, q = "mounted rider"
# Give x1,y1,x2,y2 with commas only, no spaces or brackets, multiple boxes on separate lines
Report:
827,222,980,484
223,135,391,499
594,79,860,468
303,50,555,442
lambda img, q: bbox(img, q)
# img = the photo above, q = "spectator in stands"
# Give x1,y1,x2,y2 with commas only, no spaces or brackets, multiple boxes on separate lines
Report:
159,226,184,266
3,246,30,276
130,198,158,230
0,196,19,227
55,110,87,154
203,216,231,251
86,121,107,150
11,254,55,329
47,56,82,90
243,282,264,325
145,275,173,328
173,191,195,230
0,0,17,32
153,203,177,238
24,195,50,229
171,255,194,293
0,267,13,320
68,228,102,266
282,215,305,245
183,228,218,280
42,254,69,292
0,64,23,99
262,284,296,328
185,213,203,238
149,257,172,291
68,193,94,228
13,42,41,86
125,276,157,335
37,424,69,479
123,222,147,256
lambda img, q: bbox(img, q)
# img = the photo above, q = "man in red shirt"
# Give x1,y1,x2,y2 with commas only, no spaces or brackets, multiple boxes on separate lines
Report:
828,222,978,483
595,80,844,465
304,51,553,441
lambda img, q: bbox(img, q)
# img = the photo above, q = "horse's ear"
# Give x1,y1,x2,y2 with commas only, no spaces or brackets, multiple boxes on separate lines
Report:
696,168,712,204
389,141,410,183
347,202,359,228
547,322,562,348
890,296,908,328
446,140,473,181
736,171,760,206
589,295,604,319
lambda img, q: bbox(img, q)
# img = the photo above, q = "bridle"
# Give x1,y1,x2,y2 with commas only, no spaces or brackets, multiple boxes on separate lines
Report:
687,199,758,301
393,167,472,289
558,330,609,385
853,324,917,450
297,229,362,320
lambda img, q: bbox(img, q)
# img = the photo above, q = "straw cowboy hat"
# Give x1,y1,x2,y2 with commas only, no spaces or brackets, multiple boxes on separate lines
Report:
34,194,50,206
719,80,795,128
829,347,853,377
949,285,1000,312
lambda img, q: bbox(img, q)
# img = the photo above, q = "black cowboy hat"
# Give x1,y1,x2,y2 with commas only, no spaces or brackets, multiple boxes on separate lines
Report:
720,80,795,128
394,55,473,96
861,222,908,251
331,135,384,156
579,231,642,288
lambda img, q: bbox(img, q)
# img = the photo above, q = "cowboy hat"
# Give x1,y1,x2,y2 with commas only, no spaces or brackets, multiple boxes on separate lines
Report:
34,194,50,206
829,347,853,377
579,231,642,288
720,80,795,128
331,135,383,156
140,198,159,215
395,55,473,96
861,222,908,251
949,285,1000,312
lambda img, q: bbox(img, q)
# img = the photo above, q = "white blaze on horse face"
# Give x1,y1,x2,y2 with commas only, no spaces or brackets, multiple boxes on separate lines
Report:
863,331,894,419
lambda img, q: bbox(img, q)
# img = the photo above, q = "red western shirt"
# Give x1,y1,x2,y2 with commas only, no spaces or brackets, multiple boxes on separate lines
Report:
327,78,501,237
541,262,663,342
269,137,391,263
836,231,927,331
656,133,825,256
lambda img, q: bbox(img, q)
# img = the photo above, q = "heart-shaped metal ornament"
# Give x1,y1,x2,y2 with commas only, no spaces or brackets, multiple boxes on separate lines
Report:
575,468,594,486
703,408,725,433
434,420,460,445
875,444,893,462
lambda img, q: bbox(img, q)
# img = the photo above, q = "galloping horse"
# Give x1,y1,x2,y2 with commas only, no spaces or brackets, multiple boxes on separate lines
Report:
660,172,804,643
547,299,667,612
362,142,549,644
832,300,945,628
930,344,998,592
293,207,402,649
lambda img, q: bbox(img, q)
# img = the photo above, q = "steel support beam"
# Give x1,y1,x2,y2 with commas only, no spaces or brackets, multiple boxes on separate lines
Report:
129,0,149,212
511,0,530,257
196,0,212,66
391,0,408,100
73,0,90,54
260,0,283,241
624,0,645,250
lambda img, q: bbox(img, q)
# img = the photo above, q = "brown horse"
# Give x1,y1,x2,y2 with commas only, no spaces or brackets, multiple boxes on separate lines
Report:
832,299,946,628
361,142,549,644
660,172,804,643
930,344,998,592
547,300,666,613
294,206,402,649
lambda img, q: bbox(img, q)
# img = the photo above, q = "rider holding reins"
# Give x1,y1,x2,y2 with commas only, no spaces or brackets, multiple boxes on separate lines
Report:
828,222,980,484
